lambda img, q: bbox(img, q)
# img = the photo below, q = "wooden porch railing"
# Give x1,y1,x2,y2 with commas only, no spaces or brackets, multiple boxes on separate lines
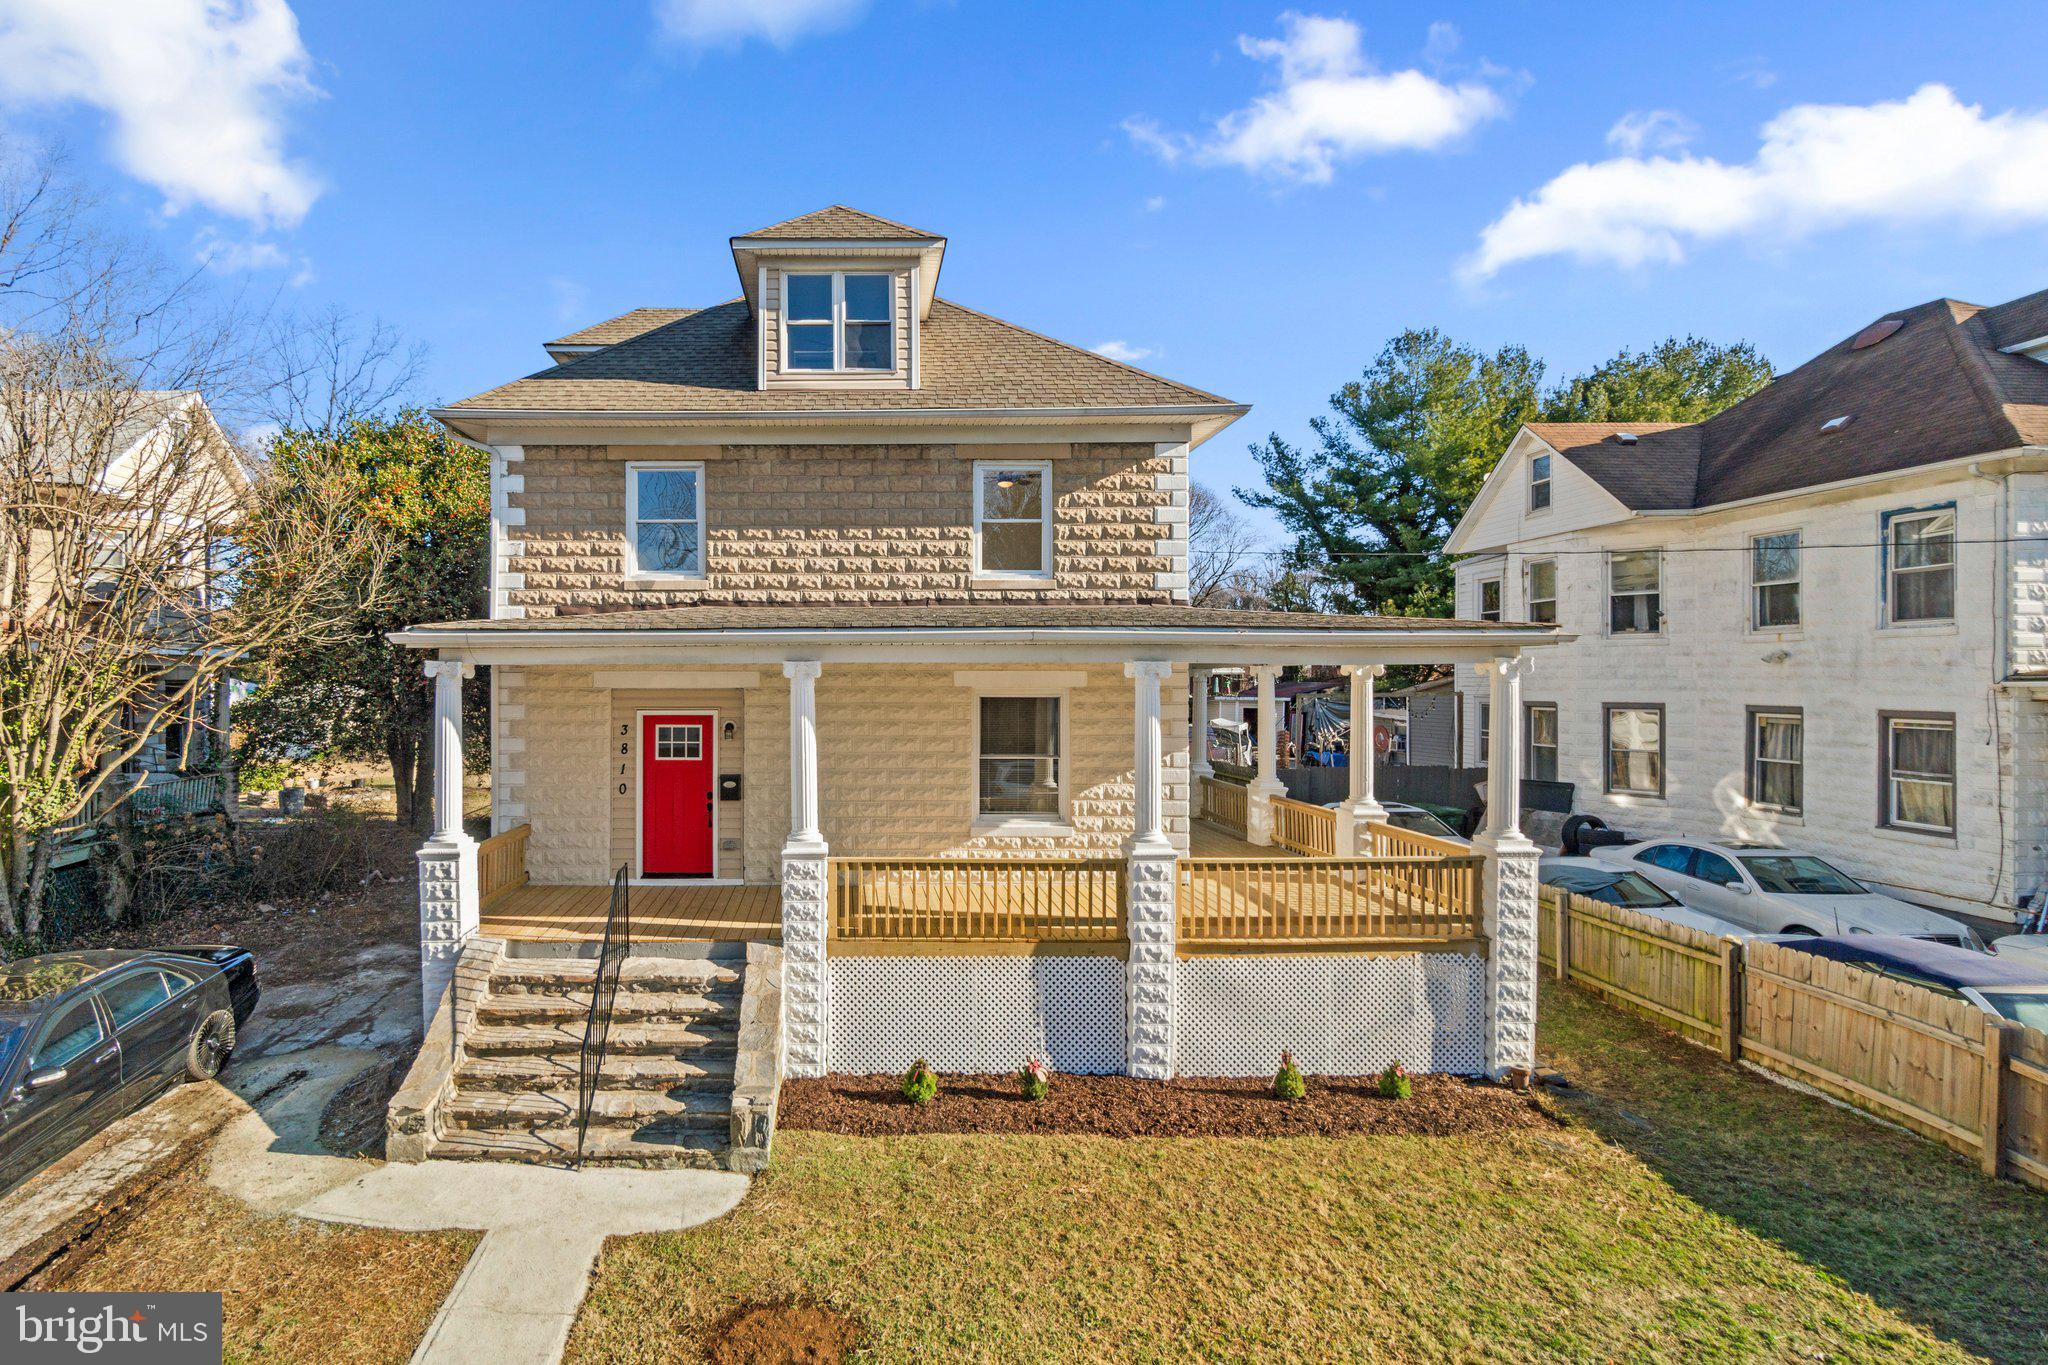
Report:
1178,855,1484,951
1368,820,1471,859
1199,775,1248,834
830,857,1126,948
478,823,531,909
1270,796,1336,857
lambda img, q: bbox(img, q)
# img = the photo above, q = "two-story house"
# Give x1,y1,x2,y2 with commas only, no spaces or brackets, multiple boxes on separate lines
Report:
387,209,1559,1168
1445,287,2048,925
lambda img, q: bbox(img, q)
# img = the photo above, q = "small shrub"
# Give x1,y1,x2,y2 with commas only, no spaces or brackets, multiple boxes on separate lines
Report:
238,760,296,794
1273,1049,1306,1102
1377,1062,1413,1100
900,1059,938,1105
1018,1058,1051,1102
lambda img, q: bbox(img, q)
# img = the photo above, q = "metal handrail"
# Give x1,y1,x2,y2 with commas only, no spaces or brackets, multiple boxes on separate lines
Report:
575,865,631,1166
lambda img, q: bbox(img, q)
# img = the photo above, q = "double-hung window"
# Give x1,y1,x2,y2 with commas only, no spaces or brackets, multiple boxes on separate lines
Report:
625,462,705,579
1884,506,1956,624
1478,578,1503,622
1608,550,1661,634
1747,709,1803,813
1525,560,1557,624
1751,532,1801,629
977,696,1062,820
974,461,1051,578
1604,704,1664,796
783,271,894,372
1526,703,1559,781
1529,453,1552,511
1881,714,1956,835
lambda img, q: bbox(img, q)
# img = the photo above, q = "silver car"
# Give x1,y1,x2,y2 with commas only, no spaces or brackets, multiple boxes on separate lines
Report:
1588,838,1984,949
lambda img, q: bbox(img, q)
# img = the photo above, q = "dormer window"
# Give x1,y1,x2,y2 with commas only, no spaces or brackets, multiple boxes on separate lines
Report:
785,271,893,372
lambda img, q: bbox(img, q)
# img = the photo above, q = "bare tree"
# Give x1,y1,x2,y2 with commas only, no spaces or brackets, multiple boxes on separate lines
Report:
260,305,426,436
1188,481,1265,606
0,143,378,936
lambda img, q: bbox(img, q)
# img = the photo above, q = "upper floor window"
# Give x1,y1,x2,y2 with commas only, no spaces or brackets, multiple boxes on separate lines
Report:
1608,550,1661,634
1526,560,1557,624
1477,578,1502,622
784,272,893,372
625,462,705,579
1751,532,1800,629
1883,505,1955,624
974,461,1051,578
1529,453,1552,511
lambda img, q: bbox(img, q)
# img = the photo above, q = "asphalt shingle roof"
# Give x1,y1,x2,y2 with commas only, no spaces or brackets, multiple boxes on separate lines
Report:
408,603,1543,634
548,308,697,348
736,205,941,240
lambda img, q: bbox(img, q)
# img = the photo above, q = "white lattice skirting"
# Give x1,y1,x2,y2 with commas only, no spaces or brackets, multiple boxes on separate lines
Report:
829,956,1126,1075
1177,953,1487,1077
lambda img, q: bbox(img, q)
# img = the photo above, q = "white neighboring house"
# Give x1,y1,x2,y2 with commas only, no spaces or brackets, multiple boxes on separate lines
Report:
1444,288,2048,924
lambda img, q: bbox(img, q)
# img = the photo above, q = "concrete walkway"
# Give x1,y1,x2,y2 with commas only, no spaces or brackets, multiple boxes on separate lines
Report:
205,1052,749,1364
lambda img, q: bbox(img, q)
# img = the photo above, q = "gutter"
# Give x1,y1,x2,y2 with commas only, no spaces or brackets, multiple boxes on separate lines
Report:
389,623,1572,651
430,401,1250,426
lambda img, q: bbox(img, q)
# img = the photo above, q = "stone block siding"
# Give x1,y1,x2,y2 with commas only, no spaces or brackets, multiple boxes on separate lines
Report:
506,442,1178,614
495,667,610,884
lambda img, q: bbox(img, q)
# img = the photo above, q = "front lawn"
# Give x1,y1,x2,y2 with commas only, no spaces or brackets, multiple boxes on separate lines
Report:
569,982,2048,1363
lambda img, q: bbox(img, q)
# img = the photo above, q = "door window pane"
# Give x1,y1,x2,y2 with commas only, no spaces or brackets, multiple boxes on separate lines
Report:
1689,850,1743,887
100,972,171,1030
654,724,702,761
979,697,1061,817
31,1001,102,1071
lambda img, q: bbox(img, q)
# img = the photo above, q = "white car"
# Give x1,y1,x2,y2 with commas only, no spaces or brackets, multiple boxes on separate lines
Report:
1323,800,1469,846
1993,935,2048,969
1538,856,1755,939
1587,838,1985,950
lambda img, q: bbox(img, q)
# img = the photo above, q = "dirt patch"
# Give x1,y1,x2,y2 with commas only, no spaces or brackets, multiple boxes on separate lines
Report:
318,1060,392,1158
781,1071,1554,1139
705,1300,863,1365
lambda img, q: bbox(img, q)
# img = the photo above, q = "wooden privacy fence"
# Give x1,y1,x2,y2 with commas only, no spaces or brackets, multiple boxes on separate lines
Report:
1199,775,1248,834
1270,796,1335,857
830,857,1127,950
1541,886,2048,1191
478,824,531,909
1179,856,1483,952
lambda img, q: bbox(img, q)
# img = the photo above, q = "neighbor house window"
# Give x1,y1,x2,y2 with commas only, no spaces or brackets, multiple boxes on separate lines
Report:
1526,703,1559,781
1477,702,1490,762
1883,505,1956,624
1881,713,1956,835
1604,704,1664,796
1608,550,1661,634
625,462,705,578
1478,578,1503,621
974,461,1052,578
1751,532,1801,629
1526,560,1557,624
978,696,1061,819
1529,453,1552,511
782,271,893,372
1747,709,1803,814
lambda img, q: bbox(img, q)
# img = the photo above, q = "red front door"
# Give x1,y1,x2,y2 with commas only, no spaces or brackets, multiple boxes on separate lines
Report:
641,712,715,877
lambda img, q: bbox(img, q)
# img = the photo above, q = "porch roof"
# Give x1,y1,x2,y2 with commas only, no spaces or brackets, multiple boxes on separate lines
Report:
392,603,1566,668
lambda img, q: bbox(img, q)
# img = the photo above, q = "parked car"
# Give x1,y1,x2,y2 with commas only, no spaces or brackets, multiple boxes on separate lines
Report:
1325,800,1469,845
1539,857,1754,939
0,946,258,1196
1587,839,1985,949
1994,934,2048,969
1776,935,2048,1030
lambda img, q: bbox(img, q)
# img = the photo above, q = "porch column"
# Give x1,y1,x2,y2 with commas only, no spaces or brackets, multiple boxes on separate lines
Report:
417,658,478,1024
1124,661,1177,1080
1333,664,1388,855
1473,655,1538,1081
780,660,830,1079
1245,664,1286,845
1188,668,1214,783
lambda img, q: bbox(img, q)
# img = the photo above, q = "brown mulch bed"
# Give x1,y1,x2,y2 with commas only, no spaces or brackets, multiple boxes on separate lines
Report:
781,1072,1555,1139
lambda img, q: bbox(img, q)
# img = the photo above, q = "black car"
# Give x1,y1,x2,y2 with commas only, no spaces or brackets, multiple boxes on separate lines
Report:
0,945,258,1196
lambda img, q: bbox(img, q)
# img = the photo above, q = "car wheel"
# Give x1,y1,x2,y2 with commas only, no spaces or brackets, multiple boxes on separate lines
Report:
1781,925,1820,936
185,1009,236,1081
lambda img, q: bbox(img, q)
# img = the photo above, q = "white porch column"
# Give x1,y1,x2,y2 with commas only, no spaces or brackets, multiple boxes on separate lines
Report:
1472,655,1539,1080
1245,664,1287,845
417,658,478,1024
1124,661,1177,1079
780,660,830,1078
1333,664,1388,856
1188,667,1214,783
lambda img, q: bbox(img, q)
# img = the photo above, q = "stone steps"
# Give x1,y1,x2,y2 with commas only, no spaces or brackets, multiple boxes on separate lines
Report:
462,1020,738,1060
454,1052,736,1093
427,1125,728,1169
488,960,742,998
442,1087,730,1134
474,990,738,1027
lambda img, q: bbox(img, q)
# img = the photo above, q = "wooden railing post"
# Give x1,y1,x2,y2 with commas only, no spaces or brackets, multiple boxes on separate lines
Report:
1983,1016,2009,1178
1553,894,1570,983
1719,937,1743,1063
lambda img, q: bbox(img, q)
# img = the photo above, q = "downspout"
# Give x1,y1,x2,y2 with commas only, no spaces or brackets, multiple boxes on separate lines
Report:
1972,461,2014,910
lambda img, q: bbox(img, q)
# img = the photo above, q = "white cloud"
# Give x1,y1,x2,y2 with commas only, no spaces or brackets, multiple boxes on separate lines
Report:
1125,13,1507,184
1466,85,2048,280
1143,195,1167,212
1605,109,1694,155
0,0,321,227
194,227,313,286
1092,340,1155,364
654,0,866,49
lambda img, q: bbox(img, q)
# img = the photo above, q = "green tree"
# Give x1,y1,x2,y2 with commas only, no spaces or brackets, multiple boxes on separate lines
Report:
1240,330,1772,618
237,410,487,831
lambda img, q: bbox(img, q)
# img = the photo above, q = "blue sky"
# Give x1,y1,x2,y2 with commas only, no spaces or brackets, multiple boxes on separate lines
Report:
3,1,2046,542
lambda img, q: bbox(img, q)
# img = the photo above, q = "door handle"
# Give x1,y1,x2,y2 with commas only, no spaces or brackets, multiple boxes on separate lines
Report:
92,1046,118,1065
